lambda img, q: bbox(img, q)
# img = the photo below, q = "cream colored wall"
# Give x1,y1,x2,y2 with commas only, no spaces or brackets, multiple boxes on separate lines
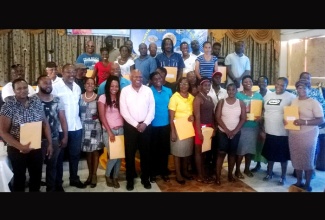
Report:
282,37,325,86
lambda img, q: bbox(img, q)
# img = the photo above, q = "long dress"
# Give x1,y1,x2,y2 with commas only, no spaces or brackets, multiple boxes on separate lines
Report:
80,95,103,152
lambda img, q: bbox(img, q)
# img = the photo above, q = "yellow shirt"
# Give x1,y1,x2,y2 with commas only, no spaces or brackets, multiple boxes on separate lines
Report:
168,92,194,119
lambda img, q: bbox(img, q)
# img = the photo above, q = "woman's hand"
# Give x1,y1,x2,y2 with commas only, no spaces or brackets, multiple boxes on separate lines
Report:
171,131,177,142
109,134,116,143
188,115,194,122
20,142,32,154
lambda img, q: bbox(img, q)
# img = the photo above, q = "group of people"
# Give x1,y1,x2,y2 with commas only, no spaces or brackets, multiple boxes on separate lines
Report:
0,35,324,193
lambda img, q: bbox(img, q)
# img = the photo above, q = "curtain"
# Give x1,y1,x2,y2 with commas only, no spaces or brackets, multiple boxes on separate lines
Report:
0,29,125,86
209,29,280,84
0,29,279,86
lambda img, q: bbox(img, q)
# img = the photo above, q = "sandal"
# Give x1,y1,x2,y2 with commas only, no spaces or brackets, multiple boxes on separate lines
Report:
215,179,221,186
203,177,214,184
235,172,245,179
244,170,254,178
278,177,286,186
196,178,205,183
228,175,237,182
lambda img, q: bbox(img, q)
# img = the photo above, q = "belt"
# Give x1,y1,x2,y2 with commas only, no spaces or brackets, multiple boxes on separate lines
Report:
138,121,144,124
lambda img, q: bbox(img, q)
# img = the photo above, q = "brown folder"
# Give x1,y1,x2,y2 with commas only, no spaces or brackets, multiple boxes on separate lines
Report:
109,135,125,159
201,127,214,153
165,67,178,83
174,117,195,140
20,121,42,149
284,106,300,130
248,100,263,120
86,70,93,78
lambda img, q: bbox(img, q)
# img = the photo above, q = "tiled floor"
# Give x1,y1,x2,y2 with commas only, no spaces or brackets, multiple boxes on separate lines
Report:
39,157,325,193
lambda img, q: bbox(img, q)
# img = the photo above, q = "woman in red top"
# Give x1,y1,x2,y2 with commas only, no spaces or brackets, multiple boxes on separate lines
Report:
92,47,113,86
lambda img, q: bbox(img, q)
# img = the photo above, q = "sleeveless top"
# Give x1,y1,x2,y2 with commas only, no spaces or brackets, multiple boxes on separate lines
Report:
219,99,241,131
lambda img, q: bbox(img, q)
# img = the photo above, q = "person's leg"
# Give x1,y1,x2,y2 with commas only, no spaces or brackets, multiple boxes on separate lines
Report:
174,156,184,183
84,152,92,185
304,169,313,191
159,125,171,177
55,134,65,191
194,144,204,181
45,139,60,191
8,147,27,192
215,151,226,185
27,149,43,192
67,129,83,183
263,161,274,181
243,154,253,177
124,122,137,188
149,126,159,182
235,155,244,179
90,150,100,187
138,124,152,184
278,161,288,185
294,169,304,187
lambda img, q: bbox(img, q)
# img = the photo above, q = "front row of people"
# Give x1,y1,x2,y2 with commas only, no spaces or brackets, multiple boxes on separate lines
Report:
0,67,324,192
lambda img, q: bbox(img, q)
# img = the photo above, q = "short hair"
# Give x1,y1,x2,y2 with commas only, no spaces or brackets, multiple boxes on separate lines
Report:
299,72,311,79
242,75,253,84
277,77,288,86
212,42,221,47
226,83,237,90
149,71,162,80
295,79,311,89
258,75,269,84
36,75,49,85
12,78,27,89
100,47,109,53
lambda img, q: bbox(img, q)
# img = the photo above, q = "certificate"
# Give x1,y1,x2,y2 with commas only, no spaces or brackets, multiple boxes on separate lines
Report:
165,67,178,83
20,121,42,149
109,135,125,159
174,117,195,140
201,127,214,153
284,106,300,130
86,70,93,78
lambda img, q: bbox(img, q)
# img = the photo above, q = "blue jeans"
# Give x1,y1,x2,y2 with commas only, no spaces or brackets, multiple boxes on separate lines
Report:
103,127,123,179
56,129,82,186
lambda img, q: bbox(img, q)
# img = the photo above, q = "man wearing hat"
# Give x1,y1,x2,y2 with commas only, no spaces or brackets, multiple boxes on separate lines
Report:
74,63,88,94
206,71,228,176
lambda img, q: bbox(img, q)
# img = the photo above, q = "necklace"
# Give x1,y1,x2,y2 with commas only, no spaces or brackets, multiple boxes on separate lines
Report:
200,92,211,101
85,92,95,99
244,91,253,98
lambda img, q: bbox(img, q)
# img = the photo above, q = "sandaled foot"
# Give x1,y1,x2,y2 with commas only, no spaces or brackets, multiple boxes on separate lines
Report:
263,174,273,181
235,172,245,179
251,165,261,172
228,175,237,182
204,177,214,184
293,182,305,188
244,170,254,177
278,178,286,186
215,179,221,185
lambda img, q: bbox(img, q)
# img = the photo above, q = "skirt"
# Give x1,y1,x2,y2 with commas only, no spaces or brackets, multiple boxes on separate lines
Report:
237,126,259,156
262,133,290,162
170,134,194,157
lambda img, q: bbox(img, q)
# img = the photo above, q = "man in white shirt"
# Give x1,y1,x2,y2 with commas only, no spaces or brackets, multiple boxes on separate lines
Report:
120,69,155,191
1,64,35,102
52,63,86,190
225,41,251,90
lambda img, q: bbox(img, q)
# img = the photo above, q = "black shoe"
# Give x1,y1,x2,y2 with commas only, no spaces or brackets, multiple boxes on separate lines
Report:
150,176,156,183
251,165,261,172
70,180,87,189
126,181,134,191
141,180,152,189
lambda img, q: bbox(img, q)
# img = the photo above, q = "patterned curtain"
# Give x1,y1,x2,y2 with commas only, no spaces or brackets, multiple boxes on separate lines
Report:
0,29,125,86
209,29,280,84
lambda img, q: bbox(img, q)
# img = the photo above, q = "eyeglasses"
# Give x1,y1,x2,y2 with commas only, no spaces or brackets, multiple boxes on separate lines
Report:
87,45,95,48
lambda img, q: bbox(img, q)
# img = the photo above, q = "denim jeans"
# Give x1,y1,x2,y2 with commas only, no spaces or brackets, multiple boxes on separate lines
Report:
56,129,82,186
41,138,60,192
103,127,123,179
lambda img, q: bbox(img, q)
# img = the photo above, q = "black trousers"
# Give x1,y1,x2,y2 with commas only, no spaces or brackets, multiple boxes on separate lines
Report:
8,146,43,192
124,121,152,182
150,125,170,176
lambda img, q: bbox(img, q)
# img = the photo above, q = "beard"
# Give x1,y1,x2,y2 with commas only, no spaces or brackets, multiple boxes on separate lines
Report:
40,87,52,94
